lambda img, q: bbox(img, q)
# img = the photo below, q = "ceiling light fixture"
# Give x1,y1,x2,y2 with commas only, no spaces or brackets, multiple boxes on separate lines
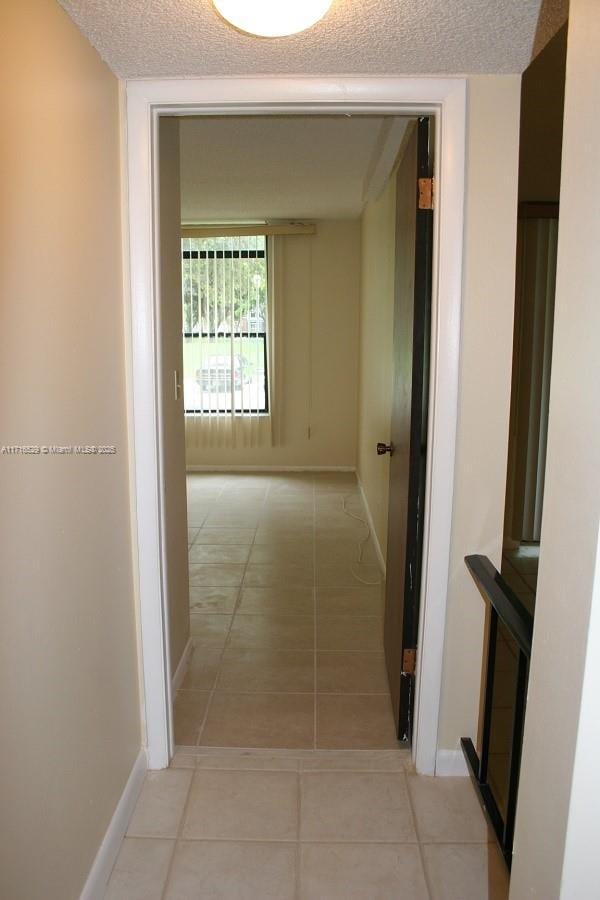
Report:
213,0,334,38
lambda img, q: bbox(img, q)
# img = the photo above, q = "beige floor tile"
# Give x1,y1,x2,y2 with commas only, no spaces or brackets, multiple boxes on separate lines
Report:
217,649,315,692
317,651,389,693
165,841,296,900
315,540,378,566
189,586,239,614
170,751,198,768
407,776,492,843
187,527,200,545
200,692,314,749
188,563,246,587
180,648,221,690
237,586,314,615
299,843,428,900
316,695,399,750
249,543,314,566
243,563,314,588
228,613,314,650
317,615,383,652
186,505,211,526
313,472,358,490
315,490,362,508
173,691,211,745
264,493,314,507
300,771,416,842
315,523,371,542
186,483,224,497
182,769,299,840
194,527,256,544
219,487,268,501
259,515,315,531
193,752,300,771
316,586,383,617
104,838,174,900
316,563,383,588
315,512,366,529
127,770,192,838
188,544,251,564
186,482,223,495
301,750,409,771
204,510,262,528
189,615,232,647
422,843,509,900
214,502,266,518
254,526,315,544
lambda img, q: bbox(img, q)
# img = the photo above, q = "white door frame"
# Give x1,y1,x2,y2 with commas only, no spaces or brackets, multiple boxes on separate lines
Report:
125,77,466,772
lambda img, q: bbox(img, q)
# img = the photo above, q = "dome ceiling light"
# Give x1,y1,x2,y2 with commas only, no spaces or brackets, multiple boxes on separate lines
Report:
213,0,334,38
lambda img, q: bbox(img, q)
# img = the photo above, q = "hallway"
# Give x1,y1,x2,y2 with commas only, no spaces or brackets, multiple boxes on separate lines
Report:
101,471,512,898
174,471,398,750
105,749,508,899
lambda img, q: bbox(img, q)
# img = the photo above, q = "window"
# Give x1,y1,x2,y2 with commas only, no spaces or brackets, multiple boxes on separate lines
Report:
181,235,269,415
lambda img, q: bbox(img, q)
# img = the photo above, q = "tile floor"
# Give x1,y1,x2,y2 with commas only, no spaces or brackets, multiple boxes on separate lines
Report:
175,472,399,750
104,473,509,898
105,749,509,899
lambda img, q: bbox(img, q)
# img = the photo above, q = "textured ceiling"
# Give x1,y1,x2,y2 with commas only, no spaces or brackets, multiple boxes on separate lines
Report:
179,115,404,221
58,0,556,79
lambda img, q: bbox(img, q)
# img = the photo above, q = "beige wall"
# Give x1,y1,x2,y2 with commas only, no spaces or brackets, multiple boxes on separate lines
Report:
159,118,190,676
437,76,521,751
0,1,140,898
511,3,600,896
185,220,361,469
356,167,397,561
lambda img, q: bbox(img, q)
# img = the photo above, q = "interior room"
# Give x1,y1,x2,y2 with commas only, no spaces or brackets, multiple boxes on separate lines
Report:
160,114,417,749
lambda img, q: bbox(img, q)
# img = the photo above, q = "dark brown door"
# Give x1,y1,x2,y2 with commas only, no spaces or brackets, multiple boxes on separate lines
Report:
383,117,433,742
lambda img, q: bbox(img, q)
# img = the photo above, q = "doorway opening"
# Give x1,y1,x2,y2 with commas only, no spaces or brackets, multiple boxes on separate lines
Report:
159,112,435,753
126,78,466,773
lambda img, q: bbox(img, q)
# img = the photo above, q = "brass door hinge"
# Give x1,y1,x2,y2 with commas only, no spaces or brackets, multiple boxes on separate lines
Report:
402,648,417,676
418,177,435,210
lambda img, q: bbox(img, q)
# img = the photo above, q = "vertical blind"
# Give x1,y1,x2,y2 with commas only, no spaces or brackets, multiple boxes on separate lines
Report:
181,234,272,447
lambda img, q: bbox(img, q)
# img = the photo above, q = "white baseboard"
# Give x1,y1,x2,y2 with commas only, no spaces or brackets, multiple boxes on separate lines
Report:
172,637,193,693
435,748,470,776
80,749,148,900
186,465,356,473
356,476,386,576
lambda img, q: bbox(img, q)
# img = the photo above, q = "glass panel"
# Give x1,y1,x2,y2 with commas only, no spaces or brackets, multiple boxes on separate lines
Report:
183,335,267,413
181,235,268,414
487,621,519,821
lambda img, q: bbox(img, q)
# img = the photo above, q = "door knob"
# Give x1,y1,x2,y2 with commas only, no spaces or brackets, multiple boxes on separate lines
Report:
377,442,394,456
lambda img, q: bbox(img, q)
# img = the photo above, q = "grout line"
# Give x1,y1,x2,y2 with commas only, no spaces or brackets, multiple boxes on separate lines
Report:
193,490,266,748
138,835,424,845
158,769,196,900
404,771,434,900
196,530,256,746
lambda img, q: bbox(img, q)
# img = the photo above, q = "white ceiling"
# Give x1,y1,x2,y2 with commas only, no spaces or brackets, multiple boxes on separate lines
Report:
58,0,563,79
179,115,408,222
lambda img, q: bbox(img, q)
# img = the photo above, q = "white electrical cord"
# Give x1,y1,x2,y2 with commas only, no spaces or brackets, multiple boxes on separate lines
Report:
342,493,383,586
